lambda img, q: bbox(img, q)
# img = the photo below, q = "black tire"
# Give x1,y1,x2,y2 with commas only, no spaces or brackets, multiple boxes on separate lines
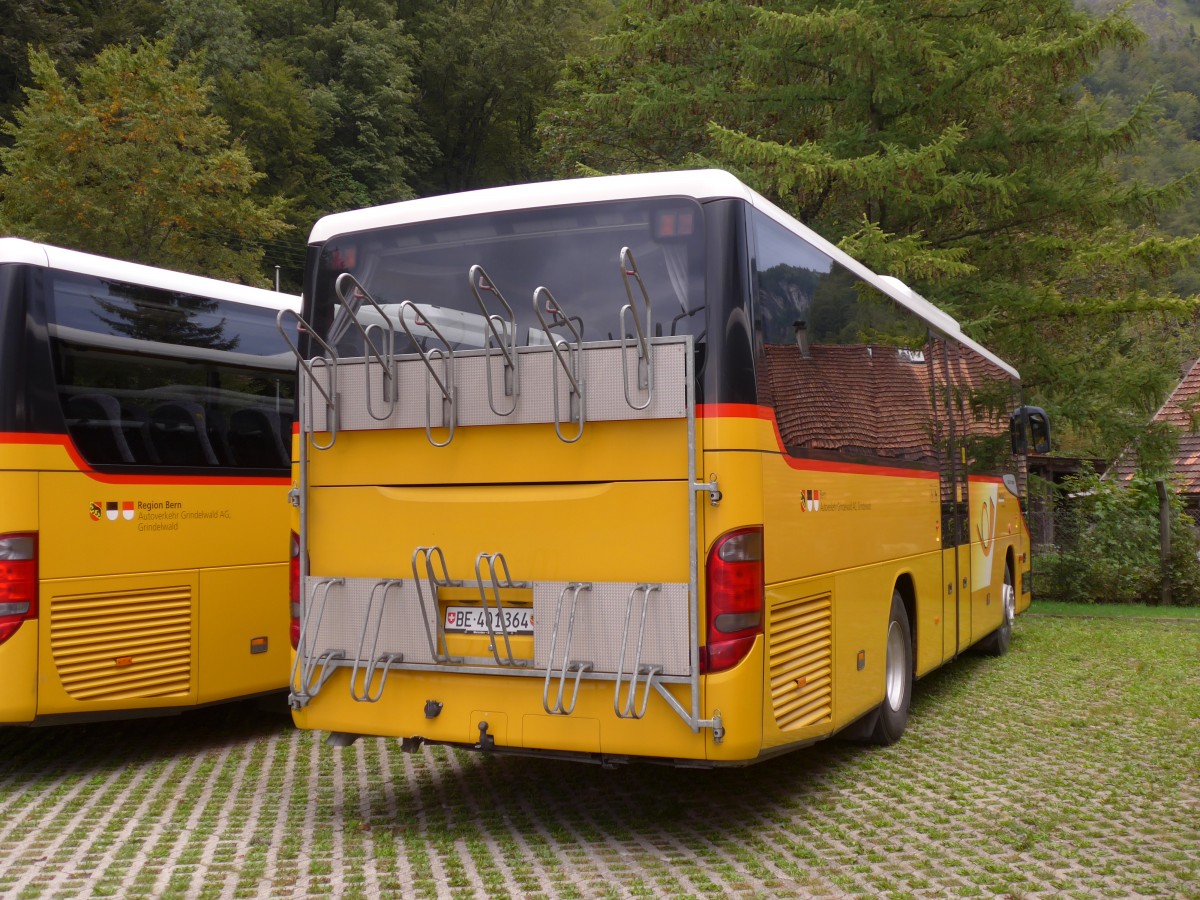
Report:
978,561,1015,657
870,590,913,746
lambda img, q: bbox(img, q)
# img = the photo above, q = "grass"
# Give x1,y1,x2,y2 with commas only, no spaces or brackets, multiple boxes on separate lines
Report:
1029,598,1200,619
0,615,1197,897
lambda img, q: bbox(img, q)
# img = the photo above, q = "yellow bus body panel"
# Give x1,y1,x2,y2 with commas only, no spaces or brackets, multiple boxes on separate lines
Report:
308,418,688,488
0,625,38,722
292,640,769,763
197,563,288,704
37,569,201,714
309,479,690,583
0,439,291,721
39,473,289,577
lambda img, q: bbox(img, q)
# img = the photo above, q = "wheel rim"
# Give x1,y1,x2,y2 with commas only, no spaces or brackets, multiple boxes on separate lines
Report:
885,619,906,709
1002,568,1015,630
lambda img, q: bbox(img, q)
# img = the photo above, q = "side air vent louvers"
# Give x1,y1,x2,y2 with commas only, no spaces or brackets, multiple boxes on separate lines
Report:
51,586,192,701
768,593,833,730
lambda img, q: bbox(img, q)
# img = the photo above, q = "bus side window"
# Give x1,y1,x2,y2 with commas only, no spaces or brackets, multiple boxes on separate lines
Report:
228,407,289,469
118,402,159,464
66,393,135,465
150,401,219,467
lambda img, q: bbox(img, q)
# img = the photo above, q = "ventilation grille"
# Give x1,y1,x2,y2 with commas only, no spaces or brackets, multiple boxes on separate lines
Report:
50,586,193,701
768,593,833,731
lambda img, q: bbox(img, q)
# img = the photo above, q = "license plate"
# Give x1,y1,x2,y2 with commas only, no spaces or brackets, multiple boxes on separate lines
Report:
443,605,534,636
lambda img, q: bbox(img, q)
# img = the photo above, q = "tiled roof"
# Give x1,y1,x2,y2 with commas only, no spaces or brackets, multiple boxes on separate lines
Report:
1154,357,1200,431
763,340,1011,464
1117,357,1200,494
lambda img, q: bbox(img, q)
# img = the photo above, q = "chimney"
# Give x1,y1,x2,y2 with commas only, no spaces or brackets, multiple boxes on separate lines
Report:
793,320,811,359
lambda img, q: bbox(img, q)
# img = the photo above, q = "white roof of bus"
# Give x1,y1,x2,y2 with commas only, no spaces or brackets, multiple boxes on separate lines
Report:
308,169,1017,378
0,237,298,310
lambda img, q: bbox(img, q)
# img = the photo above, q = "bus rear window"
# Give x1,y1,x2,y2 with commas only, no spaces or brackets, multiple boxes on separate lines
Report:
311,198,708,357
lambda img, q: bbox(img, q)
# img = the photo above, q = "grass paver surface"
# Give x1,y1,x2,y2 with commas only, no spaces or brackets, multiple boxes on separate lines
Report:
0,614,1196,898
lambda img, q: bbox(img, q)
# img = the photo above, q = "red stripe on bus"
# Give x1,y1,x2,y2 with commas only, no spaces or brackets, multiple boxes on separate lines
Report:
0,433,289,486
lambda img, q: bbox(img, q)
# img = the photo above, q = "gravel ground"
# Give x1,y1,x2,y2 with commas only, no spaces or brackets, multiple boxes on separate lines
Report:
0,614,1197,899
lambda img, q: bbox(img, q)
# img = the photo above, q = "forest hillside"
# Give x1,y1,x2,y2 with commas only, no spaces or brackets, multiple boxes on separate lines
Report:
2,0,1200,462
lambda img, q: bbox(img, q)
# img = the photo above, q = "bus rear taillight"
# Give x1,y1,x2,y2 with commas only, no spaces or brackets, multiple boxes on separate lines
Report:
289,531,301,649
0,533,37,647
702,527,763,673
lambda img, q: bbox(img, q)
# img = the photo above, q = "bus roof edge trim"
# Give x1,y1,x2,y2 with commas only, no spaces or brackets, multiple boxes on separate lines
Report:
0,237,298,310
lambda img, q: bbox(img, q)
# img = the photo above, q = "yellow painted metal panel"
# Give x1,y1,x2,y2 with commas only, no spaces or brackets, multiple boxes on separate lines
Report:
521,714,601,754
761,453,942,584
292,666,715,761
38,473,290,580
0,626,38,722
307,480,691,585
308,418,689,488
0,437,76,473
196,564,290,704
767,593,833,732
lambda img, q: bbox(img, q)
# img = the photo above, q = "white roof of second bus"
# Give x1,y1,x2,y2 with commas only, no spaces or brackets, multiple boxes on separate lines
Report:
0,237,298,311
307,169,758,244
307,170,1017,379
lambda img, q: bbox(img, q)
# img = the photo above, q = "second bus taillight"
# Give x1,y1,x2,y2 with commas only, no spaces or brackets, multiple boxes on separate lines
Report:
289,530,301,649
0,533,37,647
702,526,764,673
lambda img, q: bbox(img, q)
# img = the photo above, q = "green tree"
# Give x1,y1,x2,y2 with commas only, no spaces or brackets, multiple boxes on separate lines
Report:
159,0,256,75
295,7,429,208
542,0,1200,459
0,0,85,124
212,56,332,218
0,39,286,283
73,0,168,56
400,0,610,194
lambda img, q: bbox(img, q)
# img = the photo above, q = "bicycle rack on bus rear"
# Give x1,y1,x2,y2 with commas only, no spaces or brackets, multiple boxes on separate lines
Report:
470,265,520,417
542,582,594,715
396,300,457,447
619,247,654,411
613,583,664,720
282,256,727,742
277,308,340,450
289,577,345,708
349,579,405,703
334,273,398,422
532,286,586,443
475,551,531,667
413,546,462,664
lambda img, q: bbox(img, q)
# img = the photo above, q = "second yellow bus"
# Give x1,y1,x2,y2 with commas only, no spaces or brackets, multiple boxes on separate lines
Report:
0,239,298,724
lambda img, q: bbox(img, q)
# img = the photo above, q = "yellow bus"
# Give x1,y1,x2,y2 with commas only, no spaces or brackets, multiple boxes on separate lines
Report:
285,170,1050,765
0,238,298,724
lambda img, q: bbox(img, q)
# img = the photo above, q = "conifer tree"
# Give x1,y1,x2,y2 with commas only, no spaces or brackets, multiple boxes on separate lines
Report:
541,0,1200,457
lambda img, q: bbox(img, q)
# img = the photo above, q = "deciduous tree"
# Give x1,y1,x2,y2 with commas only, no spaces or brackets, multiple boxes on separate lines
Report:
399,0,610,194
0,39,286,283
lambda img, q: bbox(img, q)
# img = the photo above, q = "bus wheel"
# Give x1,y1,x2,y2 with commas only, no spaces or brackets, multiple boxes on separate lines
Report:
979,562,1015,657
870,590,912,746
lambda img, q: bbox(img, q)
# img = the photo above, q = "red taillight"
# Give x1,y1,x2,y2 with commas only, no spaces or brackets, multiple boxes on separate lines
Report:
289,530,301,649
702,526,764,673
0,533,38,647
